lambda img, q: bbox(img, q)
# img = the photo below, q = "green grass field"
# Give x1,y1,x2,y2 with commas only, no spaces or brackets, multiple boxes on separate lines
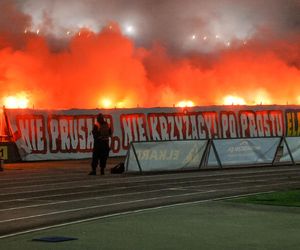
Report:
229,189,300,207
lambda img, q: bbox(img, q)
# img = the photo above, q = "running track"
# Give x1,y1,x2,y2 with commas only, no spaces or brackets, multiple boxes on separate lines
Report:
0,159,299,237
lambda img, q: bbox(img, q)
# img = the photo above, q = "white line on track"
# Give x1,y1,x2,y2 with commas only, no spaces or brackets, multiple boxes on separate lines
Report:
1,167,299,195
0,191,217,223
0,179,102,190
0,190,275,239
0,178,227,199
0,180,299,224
0,188,184,211
1,166,298,184
0,173,87,182
0,178,228,203
0,178,296,212
1,173,298,204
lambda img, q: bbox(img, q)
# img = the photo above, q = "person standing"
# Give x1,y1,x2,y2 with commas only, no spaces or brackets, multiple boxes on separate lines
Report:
89,113,112,175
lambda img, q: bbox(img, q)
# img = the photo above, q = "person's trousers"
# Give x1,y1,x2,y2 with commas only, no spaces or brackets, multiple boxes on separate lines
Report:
91,142,110,173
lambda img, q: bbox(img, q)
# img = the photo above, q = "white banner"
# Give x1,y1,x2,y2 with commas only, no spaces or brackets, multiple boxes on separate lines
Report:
4,105,300,161
125,140,208,172
281,137,300,163
212,138,281,166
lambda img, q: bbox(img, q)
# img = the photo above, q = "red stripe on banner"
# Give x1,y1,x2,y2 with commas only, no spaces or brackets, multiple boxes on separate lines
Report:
13,130,22,141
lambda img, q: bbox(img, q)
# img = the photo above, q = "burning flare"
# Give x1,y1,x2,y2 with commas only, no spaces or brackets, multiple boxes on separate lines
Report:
223,95,246,105
176,100,195,107
3,93,29,109
100,98,113,109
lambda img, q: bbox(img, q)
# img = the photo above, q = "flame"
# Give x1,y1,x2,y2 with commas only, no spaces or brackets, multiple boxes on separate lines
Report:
222,90,273,106
223,95,246,105
252,89,272,105
116,100,128,108
3,93,29,109
100,98,113,109
176,100,195,107
98,97,132,109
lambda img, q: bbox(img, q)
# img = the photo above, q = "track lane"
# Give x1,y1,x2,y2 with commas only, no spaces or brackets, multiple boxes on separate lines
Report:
0,160,300,236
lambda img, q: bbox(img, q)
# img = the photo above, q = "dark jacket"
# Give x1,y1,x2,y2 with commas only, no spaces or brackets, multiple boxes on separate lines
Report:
92,121,112,145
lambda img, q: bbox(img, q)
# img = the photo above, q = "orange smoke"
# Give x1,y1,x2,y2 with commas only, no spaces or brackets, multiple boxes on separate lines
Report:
0,22,299,109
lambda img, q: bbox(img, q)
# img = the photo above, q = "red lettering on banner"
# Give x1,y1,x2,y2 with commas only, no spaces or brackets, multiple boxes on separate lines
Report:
220,111,238,138
203,112,219,139
147,112,219,140
239,110,283,138
8,107,295,161
16,115,46,153
120,114,148,149
48,115,114,153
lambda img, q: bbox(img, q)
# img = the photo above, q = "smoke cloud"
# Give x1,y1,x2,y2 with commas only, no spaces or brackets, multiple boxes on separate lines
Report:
0,0,299,108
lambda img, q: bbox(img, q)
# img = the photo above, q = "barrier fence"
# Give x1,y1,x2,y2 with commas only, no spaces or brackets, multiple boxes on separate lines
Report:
125,137,298,173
